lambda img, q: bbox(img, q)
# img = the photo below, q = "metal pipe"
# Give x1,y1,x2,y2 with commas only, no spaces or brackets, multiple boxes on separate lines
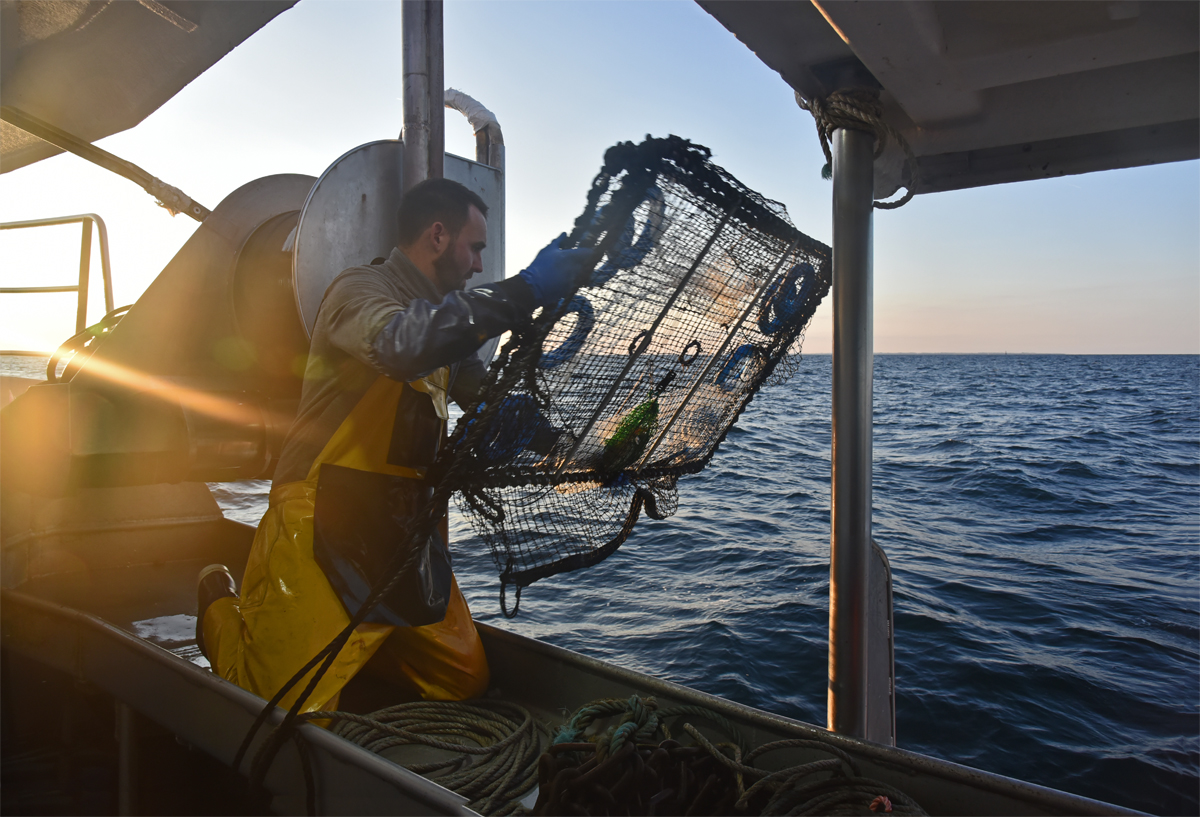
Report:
402,1,444,189
0,106,209,221
427,3,444,181
76,219,92,333
444,88,504,171
97,216,114,313
827,126,875,739
402,1,429,189
0,286,80,294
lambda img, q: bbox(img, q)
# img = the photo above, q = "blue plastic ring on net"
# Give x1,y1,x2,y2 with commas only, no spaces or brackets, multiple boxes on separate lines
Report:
590,186,667,287
539,296,595,369
758,262,817,335
716,344,767,391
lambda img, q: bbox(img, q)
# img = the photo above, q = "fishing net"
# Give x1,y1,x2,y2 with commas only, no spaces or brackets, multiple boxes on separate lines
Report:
450,136,830,612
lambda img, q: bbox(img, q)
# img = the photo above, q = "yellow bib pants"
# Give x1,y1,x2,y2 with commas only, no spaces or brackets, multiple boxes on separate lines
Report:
202,369,489,713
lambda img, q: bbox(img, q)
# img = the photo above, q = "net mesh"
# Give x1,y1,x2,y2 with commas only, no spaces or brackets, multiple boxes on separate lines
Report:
448,136,830,607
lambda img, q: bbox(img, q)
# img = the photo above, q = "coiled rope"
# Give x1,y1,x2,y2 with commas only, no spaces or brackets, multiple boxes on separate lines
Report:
794,87,919,210
299,700,549,816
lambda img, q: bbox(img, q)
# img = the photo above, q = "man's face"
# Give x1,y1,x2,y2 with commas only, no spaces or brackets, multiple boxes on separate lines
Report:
432,205,487,295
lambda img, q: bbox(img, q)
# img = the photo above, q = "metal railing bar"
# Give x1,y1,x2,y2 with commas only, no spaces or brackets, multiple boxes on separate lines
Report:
76,219,92,333
0,214,104,230
0,213,116,328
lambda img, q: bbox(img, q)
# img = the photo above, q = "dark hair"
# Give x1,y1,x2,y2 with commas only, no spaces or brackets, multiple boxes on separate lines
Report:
397,177,488,246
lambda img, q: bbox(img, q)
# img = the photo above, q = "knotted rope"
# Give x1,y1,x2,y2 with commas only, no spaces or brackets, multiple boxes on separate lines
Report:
795,87,919,210
536,695,927,815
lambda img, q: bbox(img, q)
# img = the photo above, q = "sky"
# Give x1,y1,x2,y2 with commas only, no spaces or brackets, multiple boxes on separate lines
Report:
1,0,1197,355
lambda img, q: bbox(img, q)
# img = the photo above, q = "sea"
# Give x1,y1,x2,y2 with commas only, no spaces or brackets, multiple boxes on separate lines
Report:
5,353,1197,814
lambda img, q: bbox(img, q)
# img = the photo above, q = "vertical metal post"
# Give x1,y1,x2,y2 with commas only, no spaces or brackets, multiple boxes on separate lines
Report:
827,126,875,739
426,3,444,180
402,0,444,190
115,702,137,815
76,218,92,333
95,214,114,313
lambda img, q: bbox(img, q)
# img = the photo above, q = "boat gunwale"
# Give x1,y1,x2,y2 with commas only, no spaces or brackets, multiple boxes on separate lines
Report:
1,585,474,816
477,621,1147,817
0,535,1149,817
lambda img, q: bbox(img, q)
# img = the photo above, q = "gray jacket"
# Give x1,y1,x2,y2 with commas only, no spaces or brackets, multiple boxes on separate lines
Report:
272,247,533,486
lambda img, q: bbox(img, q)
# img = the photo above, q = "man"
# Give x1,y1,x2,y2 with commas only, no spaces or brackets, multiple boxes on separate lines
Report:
197,178,589,712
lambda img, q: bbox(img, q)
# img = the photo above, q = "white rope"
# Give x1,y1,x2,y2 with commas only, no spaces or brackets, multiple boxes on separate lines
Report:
795,88,918,210
445,88,503,143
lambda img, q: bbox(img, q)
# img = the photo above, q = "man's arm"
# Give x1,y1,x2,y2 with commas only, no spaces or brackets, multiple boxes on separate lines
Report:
323,236,592,383
368,279,535,382
319,268,533,382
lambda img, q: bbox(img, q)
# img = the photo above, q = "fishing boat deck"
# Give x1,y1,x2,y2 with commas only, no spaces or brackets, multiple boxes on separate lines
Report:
1,506,1146,816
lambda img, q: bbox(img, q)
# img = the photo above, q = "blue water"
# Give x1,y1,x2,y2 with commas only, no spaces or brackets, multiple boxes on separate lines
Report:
10,353,1194,813
444,353,1196,816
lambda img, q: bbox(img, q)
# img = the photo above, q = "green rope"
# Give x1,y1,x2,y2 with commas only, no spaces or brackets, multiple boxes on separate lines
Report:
551,697,635,746
537,696,928,816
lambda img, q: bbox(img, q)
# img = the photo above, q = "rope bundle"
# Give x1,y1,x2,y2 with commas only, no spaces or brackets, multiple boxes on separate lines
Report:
535,695,927,816
302,700,549,816
795,88,919,210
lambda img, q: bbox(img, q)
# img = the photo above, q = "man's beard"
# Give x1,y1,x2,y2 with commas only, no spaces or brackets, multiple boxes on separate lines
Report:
432,239,466,294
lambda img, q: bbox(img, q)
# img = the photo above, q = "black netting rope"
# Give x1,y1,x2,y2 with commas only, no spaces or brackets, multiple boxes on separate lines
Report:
537,696,927,816
455,135,831,596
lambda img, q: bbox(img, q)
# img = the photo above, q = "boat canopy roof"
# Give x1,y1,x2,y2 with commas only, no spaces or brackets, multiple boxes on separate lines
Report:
2,1,1195,192
0,0,295,173
699,0,1199,193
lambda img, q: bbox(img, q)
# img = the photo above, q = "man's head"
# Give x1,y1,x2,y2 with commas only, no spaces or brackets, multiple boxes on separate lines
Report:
397,178,489,296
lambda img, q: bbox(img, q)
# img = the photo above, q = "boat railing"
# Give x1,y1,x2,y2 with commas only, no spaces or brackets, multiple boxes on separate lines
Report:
0,213,115,342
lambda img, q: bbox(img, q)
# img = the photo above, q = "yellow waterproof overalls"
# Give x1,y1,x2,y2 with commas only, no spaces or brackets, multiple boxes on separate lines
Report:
203,368,489,713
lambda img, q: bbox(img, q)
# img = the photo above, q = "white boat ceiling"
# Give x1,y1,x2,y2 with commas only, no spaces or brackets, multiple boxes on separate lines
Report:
1,1,1196,190
0,0,295,173
699,0,1199,192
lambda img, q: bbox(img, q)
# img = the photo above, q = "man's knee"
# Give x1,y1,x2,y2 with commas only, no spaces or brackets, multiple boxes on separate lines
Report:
202,595,244,681
435,638,490,701
363,625,490,701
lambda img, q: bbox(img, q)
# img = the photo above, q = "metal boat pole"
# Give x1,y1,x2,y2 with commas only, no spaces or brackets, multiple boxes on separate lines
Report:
402,0,444,188
116,702,138,815
426,3,444,180
827,126,875,739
